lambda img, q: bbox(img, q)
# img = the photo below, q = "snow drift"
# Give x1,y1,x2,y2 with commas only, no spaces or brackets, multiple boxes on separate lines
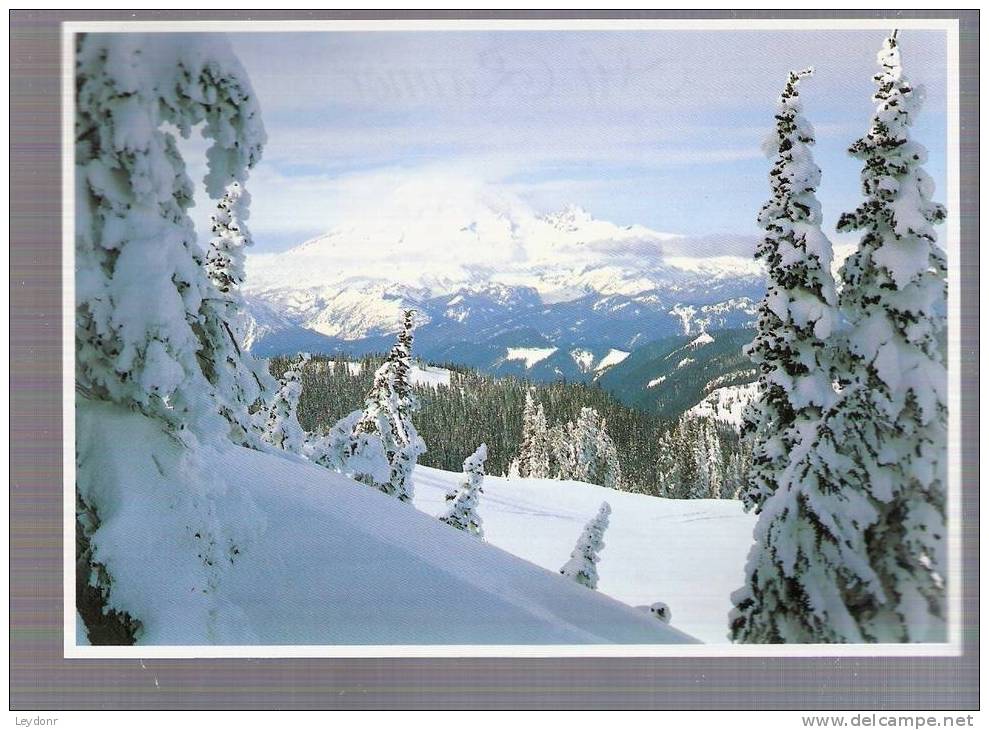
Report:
76,398,696,646
413,465,757,644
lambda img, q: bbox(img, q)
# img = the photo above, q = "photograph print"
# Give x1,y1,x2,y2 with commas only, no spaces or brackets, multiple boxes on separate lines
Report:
70,19,958,651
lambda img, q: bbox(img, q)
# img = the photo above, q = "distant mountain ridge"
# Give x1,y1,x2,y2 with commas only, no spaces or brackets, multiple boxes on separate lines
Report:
596,328,758,419
240,189,763,401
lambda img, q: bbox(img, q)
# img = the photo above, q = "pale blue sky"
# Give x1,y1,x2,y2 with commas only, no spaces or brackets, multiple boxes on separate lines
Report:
190,29,949,254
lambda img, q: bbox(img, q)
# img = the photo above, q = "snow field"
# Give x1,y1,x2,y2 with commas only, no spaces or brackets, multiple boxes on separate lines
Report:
413,465,756,644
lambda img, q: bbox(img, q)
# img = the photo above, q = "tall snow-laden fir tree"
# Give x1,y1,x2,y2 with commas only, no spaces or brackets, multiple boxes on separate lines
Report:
530,402,552,478
570,407,601,483
551,407,618,486
260,353,309,454
595,418,624,491
201,180,275,448
517,391,538,477
739,66,839,514
731,36,947,643
349,310,427,502
74,33,266,643
693,418,725,499
205,181,251,295
517,391,551,478
833,31,947,641
440,444,487,538
75,33,266,443
730,66,877,645
560,502,611,590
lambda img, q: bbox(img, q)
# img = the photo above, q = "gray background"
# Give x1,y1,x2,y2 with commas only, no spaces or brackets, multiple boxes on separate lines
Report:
9,9,979,710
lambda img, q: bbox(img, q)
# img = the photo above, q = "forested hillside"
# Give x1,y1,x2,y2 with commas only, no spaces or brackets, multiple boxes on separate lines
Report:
279,354,749,497
597,328,757,418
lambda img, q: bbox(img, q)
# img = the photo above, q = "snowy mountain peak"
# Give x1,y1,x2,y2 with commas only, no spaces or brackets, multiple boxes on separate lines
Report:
241,184,765,349
543,203,594,232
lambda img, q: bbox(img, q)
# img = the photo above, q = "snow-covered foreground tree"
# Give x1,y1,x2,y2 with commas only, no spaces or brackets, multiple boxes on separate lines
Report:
739,67,839,514
732,35,947,643
832,31,948,641
74,33,267,643
75,33,266,443
440,444,487,538
560,502,611,589
348,310,427,502
259,353,309,454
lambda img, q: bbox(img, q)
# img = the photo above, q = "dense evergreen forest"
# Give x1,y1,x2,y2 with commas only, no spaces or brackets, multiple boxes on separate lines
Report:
273,353,749,497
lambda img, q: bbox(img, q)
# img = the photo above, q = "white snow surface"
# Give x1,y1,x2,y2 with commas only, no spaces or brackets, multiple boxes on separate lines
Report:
646,376,667,389
570,349,595,372
409,363,452,388
77,399,693,646
688,382,761,428
322,360,450,387
594,348,631,371
413,466,756,644
504,347,558,369
688,331,715,348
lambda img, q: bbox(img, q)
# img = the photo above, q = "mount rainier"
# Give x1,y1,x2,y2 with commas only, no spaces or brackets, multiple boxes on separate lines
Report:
241,184,764,382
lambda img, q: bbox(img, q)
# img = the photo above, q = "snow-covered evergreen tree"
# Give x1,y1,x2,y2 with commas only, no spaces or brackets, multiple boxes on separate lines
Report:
550,407,619,486
517,391,538,478
205,181,251,295
530,403,552,478
559,502,611,590
739,66,839,514
260,353,309,453
201,181,275,447
732,37,947,643
654,419,690,499
75,33,266,443
440,444,487,538
691,420,714,499
517,392,551,478
74,33,266,643
570,407,601,483
833,31,947,641
700,419,726,499
550,422,577,480
595,418,624,490
306,410,363,472
349,310,427,502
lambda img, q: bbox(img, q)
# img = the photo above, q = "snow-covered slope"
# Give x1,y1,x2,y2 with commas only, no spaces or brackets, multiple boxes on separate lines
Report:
76,399,694,646
413,466,756,644
687,382,760,428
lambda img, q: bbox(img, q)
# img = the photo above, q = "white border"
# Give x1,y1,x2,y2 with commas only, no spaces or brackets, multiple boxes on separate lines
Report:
61,17,964,659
